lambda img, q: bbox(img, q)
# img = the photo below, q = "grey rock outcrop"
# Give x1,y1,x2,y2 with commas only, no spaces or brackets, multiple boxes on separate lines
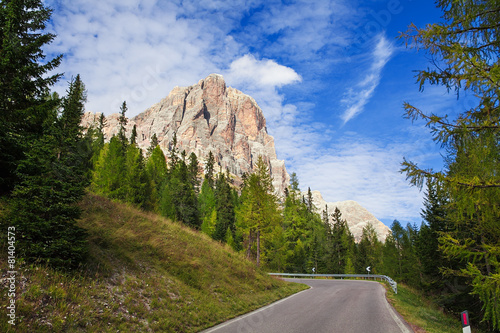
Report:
82,74,290,194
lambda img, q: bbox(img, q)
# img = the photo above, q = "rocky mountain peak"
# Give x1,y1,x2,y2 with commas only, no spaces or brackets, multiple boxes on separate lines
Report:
309,190,391,242
82,74,289,194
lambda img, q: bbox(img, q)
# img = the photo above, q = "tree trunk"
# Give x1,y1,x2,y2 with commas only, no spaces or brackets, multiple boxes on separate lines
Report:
246,230,253,260
256,229,260,267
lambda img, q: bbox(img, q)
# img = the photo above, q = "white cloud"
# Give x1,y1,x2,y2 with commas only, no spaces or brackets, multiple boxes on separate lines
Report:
340,34,394,124
292,136,426,224
225,54,301,88
45,0,240,116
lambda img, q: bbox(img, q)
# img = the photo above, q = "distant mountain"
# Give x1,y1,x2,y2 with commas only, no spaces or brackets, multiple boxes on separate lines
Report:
309,190,390,242
82,74,289,194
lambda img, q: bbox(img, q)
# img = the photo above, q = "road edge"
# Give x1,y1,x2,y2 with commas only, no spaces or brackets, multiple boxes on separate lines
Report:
200,285,312,333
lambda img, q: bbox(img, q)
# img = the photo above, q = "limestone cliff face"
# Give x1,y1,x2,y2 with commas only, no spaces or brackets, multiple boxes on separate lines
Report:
82,74,290,194
309,191,390,242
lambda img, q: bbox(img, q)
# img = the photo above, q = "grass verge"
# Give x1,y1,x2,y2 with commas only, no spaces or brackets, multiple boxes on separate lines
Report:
385,283,487,333
0,193,307,332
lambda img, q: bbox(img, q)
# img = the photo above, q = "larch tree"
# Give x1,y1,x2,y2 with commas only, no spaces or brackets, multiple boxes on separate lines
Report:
400,0,500,327
238,156,281,267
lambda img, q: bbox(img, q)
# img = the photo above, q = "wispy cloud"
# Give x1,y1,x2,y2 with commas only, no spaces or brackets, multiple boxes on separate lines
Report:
340,34,394,124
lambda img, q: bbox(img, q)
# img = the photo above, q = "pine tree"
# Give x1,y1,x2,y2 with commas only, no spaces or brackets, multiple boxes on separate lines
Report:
213,172,235,242
160,159,200,228
415,179,449,290
130,124,137,145
118,101,128,146
188,152,200,194
7,75,90,269
204,151,215,189
0,0,63,194
87,113,106,170
325,207,354,274
355,224,381,274
147,133,159,156
167,132,179,171
125,144,150,209
306,187,313,214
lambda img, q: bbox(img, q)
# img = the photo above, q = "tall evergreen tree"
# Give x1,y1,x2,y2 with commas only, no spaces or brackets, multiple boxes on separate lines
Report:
324,207,354,274
160,159,200,228
188,152,200,194
118,101,128,146
415,179,449,290
355,224,381,274
125,144,151,209
204,151,215,189
213,172,235,242
130,124,137,145
147,133,159,156
0,0,63,194
7,75,90,269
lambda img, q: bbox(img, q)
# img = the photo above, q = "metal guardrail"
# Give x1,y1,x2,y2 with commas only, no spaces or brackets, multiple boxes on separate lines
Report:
268,273,398,294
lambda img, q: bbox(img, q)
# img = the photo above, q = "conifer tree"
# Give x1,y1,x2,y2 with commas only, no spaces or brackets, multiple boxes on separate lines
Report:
213,172,235,242
355,224,381,274
125,144,151,209
199,178,217,235
0,0,62,194
237,156,280,267
91,135,126,200
415,179,449,290
306,187,313,214
147,133,159,156
130,124,137,145
118,101,128,146
188,152,200,193
145,145,167,211
204,151,215,188
160,159,200,228
324,207,353,274
400,0,500,327
8,75,90,269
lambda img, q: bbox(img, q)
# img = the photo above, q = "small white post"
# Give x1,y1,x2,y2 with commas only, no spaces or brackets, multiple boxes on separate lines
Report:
461,310,471,333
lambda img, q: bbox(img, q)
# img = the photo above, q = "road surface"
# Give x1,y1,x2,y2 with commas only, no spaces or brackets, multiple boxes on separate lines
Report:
202,279,413,333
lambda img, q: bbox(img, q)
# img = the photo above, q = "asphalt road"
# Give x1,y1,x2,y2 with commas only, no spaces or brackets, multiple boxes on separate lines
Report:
202,279,413,333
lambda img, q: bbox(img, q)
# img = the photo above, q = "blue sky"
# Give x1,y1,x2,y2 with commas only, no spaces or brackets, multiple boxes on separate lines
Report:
44,0,460,226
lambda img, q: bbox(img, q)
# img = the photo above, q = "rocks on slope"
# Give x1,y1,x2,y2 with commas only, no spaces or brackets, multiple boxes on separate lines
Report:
309,190,390,242
81,74,290,194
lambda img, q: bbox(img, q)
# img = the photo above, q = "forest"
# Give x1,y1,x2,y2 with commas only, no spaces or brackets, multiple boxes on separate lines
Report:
0,0,498,331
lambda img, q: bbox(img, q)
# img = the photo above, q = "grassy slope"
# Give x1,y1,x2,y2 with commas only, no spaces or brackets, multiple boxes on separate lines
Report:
385,283,488,333
0,193,307,332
